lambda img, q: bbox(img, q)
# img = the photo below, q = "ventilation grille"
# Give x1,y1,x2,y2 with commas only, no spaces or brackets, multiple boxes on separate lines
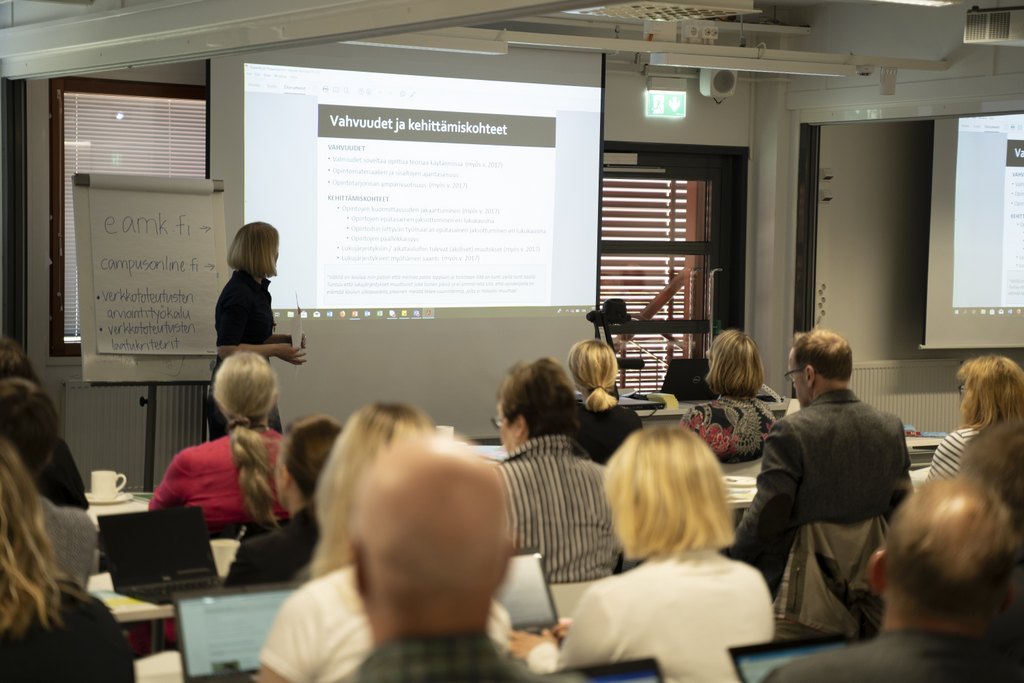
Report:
568,2,756,21
850,360,961,434
965,10,1010,41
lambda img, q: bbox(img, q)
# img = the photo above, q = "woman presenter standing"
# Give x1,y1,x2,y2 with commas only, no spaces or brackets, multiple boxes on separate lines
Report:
209,222,306,440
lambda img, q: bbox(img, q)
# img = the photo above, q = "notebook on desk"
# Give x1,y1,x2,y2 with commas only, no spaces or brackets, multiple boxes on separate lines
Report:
176,584,295,683
660,359,715,401
98,506,222,604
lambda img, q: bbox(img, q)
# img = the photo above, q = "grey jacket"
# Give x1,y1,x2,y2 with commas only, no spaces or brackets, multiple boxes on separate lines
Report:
730,389,911,595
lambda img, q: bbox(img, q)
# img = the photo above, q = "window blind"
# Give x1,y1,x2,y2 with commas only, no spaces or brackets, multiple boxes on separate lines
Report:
61,92,206,342
599,176,710,392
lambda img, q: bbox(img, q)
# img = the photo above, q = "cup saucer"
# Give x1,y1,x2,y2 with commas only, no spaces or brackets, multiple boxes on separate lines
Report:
85,492,133,505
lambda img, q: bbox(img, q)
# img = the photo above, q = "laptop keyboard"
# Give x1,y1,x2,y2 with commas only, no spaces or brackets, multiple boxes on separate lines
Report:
126,577,223,604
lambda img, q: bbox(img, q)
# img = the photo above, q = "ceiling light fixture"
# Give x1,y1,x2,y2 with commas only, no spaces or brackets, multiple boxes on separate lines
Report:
650,52,858,77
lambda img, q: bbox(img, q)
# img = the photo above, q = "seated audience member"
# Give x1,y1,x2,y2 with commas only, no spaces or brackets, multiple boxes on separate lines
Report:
225,414,341,586
766,480,1024,683
959,422,1024,665
680,329,776,467
567,339,642,465
351,435,550,683
496,358,620,582
928,355,1024,480
730,329,910,596
0,437,133,682
0,336,87,509
0,379,96,588
151,351,287,534
259,403,512,683
513,428,773,683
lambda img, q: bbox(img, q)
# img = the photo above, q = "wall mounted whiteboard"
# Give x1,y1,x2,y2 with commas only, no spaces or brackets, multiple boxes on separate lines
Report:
72,174,228,382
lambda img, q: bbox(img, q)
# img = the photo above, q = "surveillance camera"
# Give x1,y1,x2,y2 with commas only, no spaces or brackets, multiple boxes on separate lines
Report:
855,65,875,77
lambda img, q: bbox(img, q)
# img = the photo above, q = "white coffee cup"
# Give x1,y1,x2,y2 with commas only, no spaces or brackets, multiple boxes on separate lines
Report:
91,470,127,501
210,539,241,578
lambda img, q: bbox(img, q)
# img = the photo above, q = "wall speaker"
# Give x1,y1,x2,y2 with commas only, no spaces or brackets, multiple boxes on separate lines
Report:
699,69,737,99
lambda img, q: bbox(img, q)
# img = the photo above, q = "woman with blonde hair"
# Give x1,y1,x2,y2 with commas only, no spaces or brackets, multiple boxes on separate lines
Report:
929,355,1024,480
209,221,306,439
0,437,133,680
152,352,287,534
568,339,642,465
512,428,773,683
225,414,342,586
259,403,512,683
680,329,775,468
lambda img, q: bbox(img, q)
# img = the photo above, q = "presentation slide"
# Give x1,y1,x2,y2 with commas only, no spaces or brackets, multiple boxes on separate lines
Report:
925,112,1024,348
243,62,602,318
952,114,1024,311
211,45,604,435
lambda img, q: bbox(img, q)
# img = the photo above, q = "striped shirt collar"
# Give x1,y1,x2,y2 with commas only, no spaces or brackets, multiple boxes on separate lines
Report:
505,433,589,462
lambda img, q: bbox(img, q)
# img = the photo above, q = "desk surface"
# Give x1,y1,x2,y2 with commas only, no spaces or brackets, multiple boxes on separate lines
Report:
87,495,150,527
88,572,174,623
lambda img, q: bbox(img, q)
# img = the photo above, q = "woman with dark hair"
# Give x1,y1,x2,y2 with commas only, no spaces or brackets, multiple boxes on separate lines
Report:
225,414,341,585
495,358,619,582
0,437,133,681
0,336,87,509
210,222,306,439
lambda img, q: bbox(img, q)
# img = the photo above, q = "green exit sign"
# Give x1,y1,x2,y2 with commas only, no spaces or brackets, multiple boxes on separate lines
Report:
645,90,686,118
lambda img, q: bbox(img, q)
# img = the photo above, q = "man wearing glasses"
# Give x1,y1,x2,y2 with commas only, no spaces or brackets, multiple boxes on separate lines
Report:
729,328,911,597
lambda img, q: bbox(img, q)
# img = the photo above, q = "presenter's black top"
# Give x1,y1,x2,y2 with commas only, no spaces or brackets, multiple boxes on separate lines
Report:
38,438,88,510
0,590,135,682
575,404,643,465
214,269,274,361
224,506,318,586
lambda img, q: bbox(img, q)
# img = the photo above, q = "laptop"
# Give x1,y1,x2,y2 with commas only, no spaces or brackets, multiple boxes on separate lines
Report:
494,551,559,631
98,507,222,604
729,636,847,683
559,659,663,683
660,359,715,401
175,584,296,683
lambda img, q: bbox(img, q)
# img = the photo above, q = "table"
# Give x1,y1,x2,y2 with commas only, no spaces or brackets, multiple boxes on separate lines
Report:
135,651,183,683
87,494,151,527
87,572,174,623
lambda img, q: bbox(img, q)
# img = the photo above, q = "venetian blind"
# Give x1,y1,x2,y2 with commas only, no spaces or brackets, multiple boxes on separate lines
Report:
62,91,206,342
600,176,710,392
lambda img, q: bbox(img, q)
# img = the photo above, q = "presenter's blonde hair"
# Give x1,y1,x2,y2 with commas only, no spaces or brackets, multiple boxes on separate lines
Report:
213,352,280,527
958,355,1024,430
568,339,620,413
311,402,434,577
228,221,279,279
0,437,66,639
606,427,733,559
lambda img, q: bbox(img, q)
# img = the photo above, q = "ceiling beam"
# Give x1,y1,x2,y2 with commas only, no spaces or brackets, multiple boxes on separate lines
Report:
0,0,601,78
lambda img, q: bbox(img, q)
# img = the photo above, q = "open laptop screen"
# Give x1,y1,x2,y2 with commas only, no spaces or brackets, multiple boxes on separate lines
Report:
176,585,295,681
730,636,847,683
494,552,559,631
560,659,663,683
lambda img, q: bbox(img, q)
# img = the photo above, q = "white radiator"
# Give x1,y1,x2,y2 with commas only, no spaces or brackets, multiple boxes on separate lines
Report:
62,381,206,491
850,360,961,433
